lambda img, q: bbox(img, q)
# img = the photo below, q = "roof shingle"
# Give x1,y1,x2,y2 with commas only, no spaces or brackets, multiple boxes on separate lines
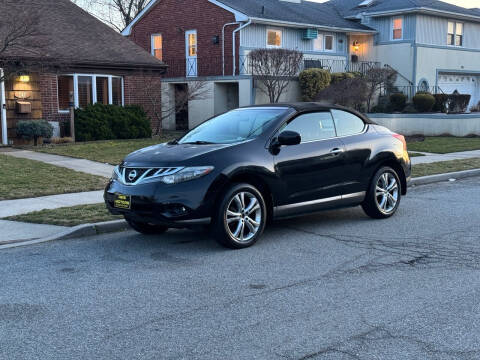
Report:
0,0,165,71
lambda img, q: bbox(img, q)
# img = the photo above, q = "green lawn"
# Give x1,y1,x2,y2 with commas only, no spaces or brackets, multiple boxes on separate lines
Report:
32,135,179,165
412,158,480,177
3,203,121,227
407,137,480,154
0,155,107,200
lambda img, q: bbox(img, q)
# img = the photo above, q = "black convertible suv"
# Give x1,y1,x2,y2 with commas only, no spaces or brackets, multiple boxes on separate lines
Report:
105,103,411,248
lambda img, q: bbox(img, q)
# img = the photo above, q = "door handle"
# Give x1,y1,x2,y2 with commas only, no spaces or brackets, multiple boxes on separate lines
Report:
329,148,344,155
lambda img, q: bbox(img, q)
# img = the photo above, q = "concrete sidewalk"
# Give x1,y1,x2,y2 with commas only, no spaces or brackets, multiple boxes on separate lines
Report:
1,149,114,177
411,149,480,165
0,191,104,218
0,220,68,244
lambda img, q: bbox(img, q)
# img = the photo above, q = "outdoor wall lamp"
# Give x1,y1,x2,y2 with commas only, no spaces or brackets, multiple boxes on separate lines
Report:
19,75,30,83
353,40,360,52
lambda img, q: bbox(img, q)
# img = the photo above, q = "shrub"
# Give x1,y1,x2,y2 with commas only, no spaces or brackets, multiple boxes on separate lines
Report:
330,72,355,85
470,101,480,113
433,94,449,113
447,93,471,113
316,77,368,111
402,103,418,113
74,104,152,142
16,120,53,146
389,93,407,112
413,93,435,112
299,68,331,101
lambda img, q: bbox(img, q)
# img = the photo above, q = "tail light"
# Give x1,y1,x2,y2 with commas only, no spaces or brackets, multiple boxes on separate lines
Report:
393,134,407,152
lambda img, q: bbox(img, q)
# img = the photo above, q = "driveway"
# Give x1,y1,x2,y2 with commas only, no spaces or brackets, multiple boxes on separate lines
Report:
1,178,479,360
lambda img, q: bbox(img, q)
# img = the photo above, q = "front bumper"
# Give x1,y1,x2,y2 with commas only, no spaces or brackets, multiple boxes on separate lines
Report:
104,175,219,228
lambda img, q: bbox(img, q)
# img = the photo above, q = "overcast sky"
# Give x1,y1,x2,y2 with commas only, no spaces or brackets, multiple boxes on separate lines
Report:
311,0,480,7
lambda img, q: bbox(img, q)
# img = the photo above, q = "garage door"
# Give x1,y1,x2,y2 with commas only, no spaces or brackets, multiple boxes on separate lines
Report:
438,73,479,110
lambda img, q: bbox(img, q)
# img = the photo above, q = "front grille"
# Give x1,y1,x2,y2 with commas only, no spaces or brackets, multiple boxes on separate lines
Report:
118,166,183,185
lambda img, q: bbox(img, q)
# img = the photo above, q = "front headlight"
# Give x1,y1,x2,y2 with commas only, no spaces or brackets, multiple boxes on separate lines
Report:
161,166,214,184
112,165,121,181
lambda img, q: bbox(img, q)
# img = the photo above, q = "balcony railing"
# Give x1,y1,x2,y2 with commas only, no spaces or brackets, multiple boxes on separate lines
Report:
162,56,381,78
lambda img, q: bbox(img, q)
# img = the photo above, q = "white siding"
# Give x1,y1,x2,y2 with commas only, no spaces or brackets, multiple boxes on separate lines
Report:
416,15,480,49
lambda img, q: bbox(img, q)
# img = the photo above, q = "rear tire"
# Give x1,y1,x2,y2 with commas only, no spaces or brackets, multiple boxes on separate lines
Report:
362,166,402,219
125,217,168,235
212,183,267,249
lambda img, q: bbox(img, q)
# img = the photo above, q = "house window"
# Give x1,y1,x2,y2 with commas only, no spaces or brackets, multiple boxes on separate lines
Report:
267,29,282,48
188,32,197,56
314,33,323,51
392,17,403,40
96,77,109,105
324,35,334,51
57,75,74,111
57,74,124,112
78,76,93,109
151,34,163,60
448,21,463,46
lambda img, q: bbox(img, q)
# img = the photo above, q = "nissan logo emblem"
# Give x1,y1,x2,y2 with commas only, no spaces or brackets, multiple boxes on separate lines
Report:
128,170,138,181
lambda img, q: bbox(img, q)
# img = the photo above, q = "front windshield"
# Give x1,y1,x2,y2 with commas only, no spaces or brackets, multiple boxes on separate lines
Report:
178,107,291,145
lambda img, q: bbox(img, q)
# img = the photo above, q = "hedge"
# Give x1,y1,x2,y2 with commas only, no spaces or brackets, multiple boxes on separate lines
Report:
413,93,435,112
74,104,152,142
433,93,471,113
299,68,331,102
389,93,407,112
330,72,356,85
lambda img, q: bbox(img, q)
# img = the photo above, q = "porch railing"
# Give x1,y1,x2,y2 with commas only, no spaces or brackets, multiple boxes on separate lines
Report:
382,85,445,99
162,56,381,78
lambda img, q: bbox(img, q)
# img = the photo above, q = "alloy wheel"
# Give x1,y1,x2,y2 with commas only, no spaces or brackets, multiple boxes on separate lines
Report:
225,191,262,243
375,172,399,214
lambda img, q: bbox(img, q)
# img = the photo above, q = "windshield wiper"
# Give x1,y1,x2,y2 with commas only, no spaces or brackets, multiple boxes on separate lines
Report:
168,139,179,145
181,141,217,145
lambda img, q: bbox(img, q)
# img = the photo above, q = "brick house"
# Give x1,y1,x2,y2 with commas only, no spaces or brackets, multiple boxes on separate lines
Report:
0,0,166,145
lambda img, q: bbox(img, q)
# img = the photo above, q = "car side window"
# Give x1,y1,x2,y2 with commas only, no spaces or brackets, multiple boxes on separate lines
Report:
282,112,336,143
331,109,366,137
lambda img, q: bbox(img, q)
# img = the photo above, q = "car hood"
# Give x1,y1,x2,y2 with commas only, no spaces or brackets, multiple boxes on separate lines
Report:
122,142,234,167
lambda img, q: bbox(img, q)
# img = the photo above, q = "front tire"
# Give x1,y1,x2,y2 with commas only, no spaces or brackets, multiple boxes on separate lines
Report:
125,217,168,235
213,183,267,249
362,166,401,219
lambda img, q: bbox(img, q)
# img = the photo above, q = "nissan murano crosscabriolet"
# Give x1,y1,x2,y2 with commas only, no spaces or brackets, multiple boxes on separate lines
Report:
105,103,411,249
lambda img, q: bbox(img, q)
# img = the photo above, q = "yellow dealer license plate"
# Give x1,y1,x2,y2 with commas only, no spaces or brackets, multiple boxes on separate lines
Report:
114,194,131,210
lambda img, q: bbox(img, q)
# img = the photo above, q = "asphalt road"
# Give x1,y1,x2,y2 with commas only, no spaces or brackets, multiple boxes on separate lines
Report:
1,177,480,360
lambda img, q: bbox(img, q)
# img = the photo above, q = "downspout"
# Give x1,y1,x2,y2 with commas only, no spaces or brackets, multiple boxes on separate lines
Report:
222,22,241,76
232,19,252,76
0,69,7,145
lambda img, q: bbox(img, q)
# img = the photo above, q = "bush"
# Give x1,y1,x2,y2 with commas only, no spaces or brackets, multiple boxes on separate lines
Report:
316,77,368,111
330,72,355,85
74,104,152,142
413,93,435,112
402,103,418,113
299,68,331,101
16,120,53,146
389,93,407,112
470,101,480,113
433,94,449,113
447,93,471,113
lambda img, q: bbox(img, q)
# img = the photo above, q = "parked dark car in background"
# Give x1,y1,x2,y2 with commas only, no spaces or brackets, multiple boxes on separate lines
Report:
105,103,411,249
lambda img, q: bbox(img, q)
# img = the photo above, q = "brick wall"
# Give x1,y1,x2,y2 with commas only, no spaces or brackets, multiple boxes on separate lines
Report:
128,0,239,77
40,73,70,123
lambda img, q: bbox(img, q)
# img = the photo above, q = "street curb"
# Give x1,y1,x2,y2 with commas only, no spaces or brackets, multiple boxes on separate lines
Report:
0,220,130,250
409,168,480,186
1,169,479,250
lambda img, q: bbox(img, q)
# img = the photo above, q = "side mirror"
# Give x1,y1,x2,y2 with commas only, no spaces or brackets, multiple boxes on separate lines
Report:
278,131,301,146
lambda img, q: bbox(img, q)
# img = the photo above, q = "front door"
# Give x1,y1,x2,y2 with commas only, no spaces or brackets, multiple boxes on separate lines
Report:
273,112,346,208
185,30,197,77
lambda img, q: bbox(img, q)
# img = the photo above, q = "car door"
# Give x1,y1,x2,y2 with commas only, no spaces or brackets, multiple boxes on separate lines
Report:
273,111,346,207
331,109,371,194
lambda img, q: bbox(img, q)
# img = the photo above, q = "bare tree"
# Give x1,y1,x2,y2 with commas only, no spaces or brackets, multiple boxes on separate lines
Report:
73,0,152,32
0,10,45,82
141,75,210,135
316,77,368,111
249,49,304,103
364,67,397,112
